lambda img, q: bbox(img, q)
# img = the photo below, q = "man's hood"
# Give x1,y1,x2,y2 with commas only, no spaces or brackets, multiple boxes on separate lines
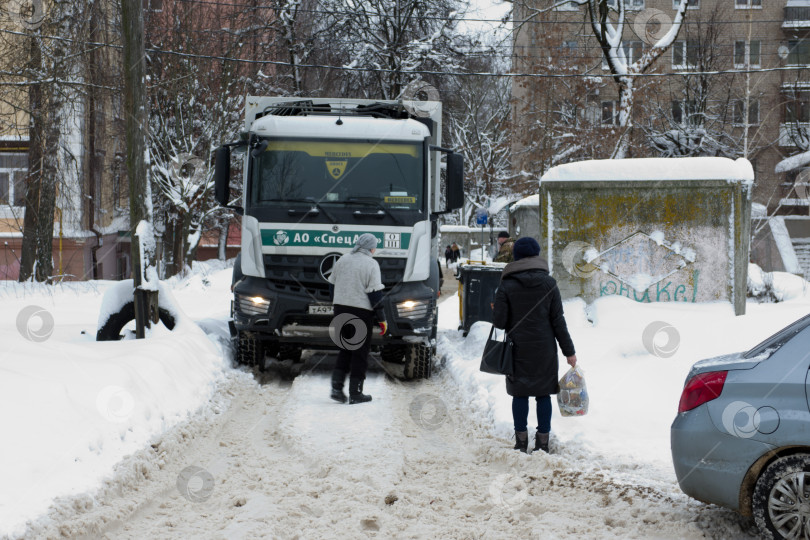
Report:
501,256,550,287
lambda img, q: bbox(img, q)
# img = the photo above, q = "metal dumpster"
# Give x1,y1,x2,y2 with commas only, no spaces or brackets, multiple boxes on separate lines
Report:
456,262,505,335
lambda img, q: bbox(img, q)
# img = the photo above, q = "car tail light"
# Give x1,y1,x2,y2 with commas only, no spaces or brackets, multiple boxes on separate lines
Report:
678,371,728,413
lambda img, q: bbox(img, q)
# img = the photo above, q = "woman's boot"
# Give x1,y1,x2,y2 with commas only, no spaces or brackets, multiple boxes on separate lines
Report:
534,431,549,453
330,370,347,403
513,431,528,453
349,377,372,404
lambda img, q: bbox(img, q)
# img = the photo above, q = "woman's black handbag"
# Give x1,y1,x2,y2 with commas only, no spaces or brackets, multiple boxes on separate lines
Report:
480,325,515,376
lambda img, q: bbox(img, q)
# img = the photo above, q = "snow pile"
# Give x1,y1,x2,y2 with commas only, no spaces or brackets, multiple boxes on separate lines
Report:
0,265,235,537
748,262,809,302
438,273,810,488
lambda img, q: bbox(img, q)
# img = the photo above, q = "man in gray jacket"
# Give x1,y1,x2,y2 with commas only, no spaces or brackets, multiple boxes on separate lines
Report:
328,233,387,404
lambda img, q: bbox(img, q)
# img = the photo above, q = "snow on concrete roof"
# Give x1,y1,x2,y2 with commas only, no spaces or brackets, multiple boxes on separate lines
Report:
540,157,754,183
440,225,476,232
509,194,539,211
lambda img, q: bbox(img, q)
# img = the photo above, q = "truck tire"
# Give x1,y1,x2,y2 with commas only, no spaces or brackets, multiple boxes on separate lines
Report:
96,302,176,341
403,343,432,380
381,344,407,364
236,331,265,367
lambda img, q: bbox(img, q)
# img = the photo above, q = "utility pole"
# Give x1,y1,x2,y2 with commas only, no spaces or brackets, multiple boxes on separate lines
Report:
122,0,158,338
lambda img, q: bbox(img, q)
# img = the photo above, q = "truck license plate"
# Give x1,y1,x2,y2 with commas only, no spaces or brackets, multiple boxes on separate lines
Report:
308,304,334,315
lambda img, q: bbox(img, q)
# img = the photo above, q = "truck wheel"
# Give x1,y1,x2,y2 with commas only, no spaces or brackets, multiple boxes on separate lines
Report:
403,343,432,380
236,331,265,367
96,302,176,341
381,345,407,364
753,454,810,539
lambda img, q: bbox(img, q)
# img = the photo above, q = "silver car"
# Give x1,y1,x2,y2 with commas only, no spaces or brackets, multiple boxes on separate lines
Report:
671,313,810,539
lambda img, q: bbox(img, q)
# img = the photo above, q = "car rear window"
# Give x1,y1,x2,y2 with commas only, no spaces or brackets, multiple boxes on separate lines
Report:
744,313,810,359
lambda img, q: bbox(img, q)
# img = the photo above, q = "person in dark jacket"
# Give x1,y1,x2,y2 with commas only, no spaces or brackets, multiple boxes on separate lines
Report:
494,231,515,263
444,245,453,268
492,236,577,453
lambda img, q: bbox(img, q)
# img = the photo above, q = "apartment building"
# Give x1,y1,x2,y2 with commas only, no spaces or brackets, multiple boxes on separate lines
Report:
0,0,127,281
512,0,810,272
0,0,256,281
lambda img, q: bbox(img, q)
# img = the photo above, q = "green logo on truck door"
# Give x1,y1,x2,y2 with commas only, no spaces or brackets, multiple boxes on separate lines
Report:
262,229,411,250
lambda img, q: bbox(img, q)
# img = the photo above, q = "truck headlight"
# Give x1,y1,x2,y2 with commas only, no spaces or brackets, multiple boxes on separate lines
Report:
396,299,429,320
236,294,272,316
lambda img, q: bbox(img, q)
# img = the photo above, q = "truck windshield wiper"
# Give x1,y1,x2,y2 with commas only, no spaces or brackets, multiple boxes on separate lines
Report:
347,198,402,225
265,198,336,223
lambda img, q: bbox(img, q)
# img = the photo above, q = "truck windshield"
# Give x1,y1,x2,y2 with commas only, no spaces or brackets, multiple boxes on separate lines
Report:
251,139,425,213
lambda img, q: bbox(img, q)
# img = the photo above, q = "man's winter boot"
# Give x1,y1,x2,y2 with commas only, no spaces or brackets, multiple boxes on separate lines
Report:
330,370,347,403
513,431,528,453
348,377,372,404
534,431,550,453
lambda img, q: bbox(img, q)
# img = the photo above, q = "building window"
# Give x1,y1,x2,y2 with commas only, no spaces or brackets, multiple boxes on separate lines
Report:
785,92,810,123
602,101,619,125
607,0,645,10
787,40,810,66
734,40,761,68
0,153,27,207
554,0,579,10
672,40,700,69
672,100,699,125
733,100,760,125
735,0,761,8
673,0,700,9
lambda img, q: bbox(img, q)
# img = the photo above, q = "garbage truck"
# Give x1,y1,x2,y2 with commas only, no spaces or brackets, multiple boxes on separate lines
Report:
214,97,464,379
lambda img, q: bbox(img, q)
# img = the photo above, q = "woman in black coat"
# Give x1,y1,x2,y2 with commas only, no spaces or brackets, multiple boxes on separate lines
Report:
492,236,577,453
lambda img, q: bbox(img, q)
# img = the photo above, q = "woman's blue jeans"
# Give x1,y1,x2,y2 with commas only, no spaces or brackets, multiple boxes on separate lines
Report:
512,396,552,433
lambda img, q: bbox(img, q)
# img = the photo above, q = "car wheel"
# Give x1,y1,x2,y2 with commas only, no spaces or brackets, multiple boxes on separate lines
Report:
753,453,810,540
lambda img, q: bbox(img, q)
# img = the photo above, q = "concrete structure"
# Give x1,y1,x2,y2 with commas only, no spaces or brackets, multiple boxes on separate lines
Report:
538,157,753,315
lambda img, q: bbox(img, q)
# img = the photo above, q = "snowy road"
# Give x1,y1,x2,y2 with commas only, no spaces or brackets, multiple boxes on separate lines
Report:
9,262,796,538
24,360,754,539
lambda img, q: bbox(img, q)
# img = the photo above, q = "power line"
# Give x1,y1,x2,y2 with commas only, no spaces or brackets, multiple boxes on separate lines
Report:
0,26,809,81
152,0,810,26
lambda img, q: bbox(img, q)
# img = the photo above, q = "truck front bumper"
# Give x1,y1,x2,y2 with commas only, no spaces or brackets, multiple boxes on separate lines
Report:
232,277,436,348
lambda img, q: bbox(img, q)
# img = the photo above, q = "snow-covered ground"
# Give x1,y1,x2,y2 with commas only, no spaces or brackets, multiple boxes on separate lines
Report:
0,262,234,538
1,260,808,538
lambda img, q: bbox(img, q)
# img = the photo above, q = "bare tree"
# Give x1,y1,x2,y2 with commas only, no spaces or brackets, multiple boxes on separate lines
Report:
587,0,689,157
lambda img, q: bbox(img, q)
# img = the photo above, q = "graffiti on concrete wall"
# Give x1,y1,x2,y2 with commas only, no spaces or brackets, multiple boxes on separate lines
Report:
599,270,700,303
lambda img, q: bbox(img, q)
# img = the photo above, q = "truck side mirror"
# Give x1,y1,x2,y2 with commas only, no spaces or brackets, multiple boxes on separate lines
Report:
445,152,464,212
215,145,231,207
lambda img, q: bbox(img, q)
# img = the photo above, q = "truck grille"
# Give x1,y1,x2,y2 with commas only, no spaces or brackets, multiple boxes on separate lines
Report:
263,255,407,300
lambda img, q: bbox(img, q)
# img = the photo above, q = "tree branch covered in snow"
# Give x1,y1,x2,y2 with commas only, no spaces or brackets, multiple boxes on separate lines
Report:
587,0,689,157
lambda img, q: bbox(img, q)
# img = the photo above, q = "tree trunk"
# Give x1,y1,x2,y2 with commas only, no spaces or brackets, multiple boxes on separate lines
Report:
19,31,45,282
123,0,157,337
613,77,635,159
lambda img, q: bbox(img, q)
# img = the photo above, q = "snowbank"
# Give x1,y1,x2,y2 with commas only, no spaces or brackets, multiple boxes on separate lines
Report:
0,265,234,537
748,262,809,301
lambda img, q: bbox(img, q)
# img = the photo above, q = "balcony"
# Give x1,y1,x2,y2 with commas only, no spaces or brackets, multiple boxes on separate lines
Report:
784,6,810,28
